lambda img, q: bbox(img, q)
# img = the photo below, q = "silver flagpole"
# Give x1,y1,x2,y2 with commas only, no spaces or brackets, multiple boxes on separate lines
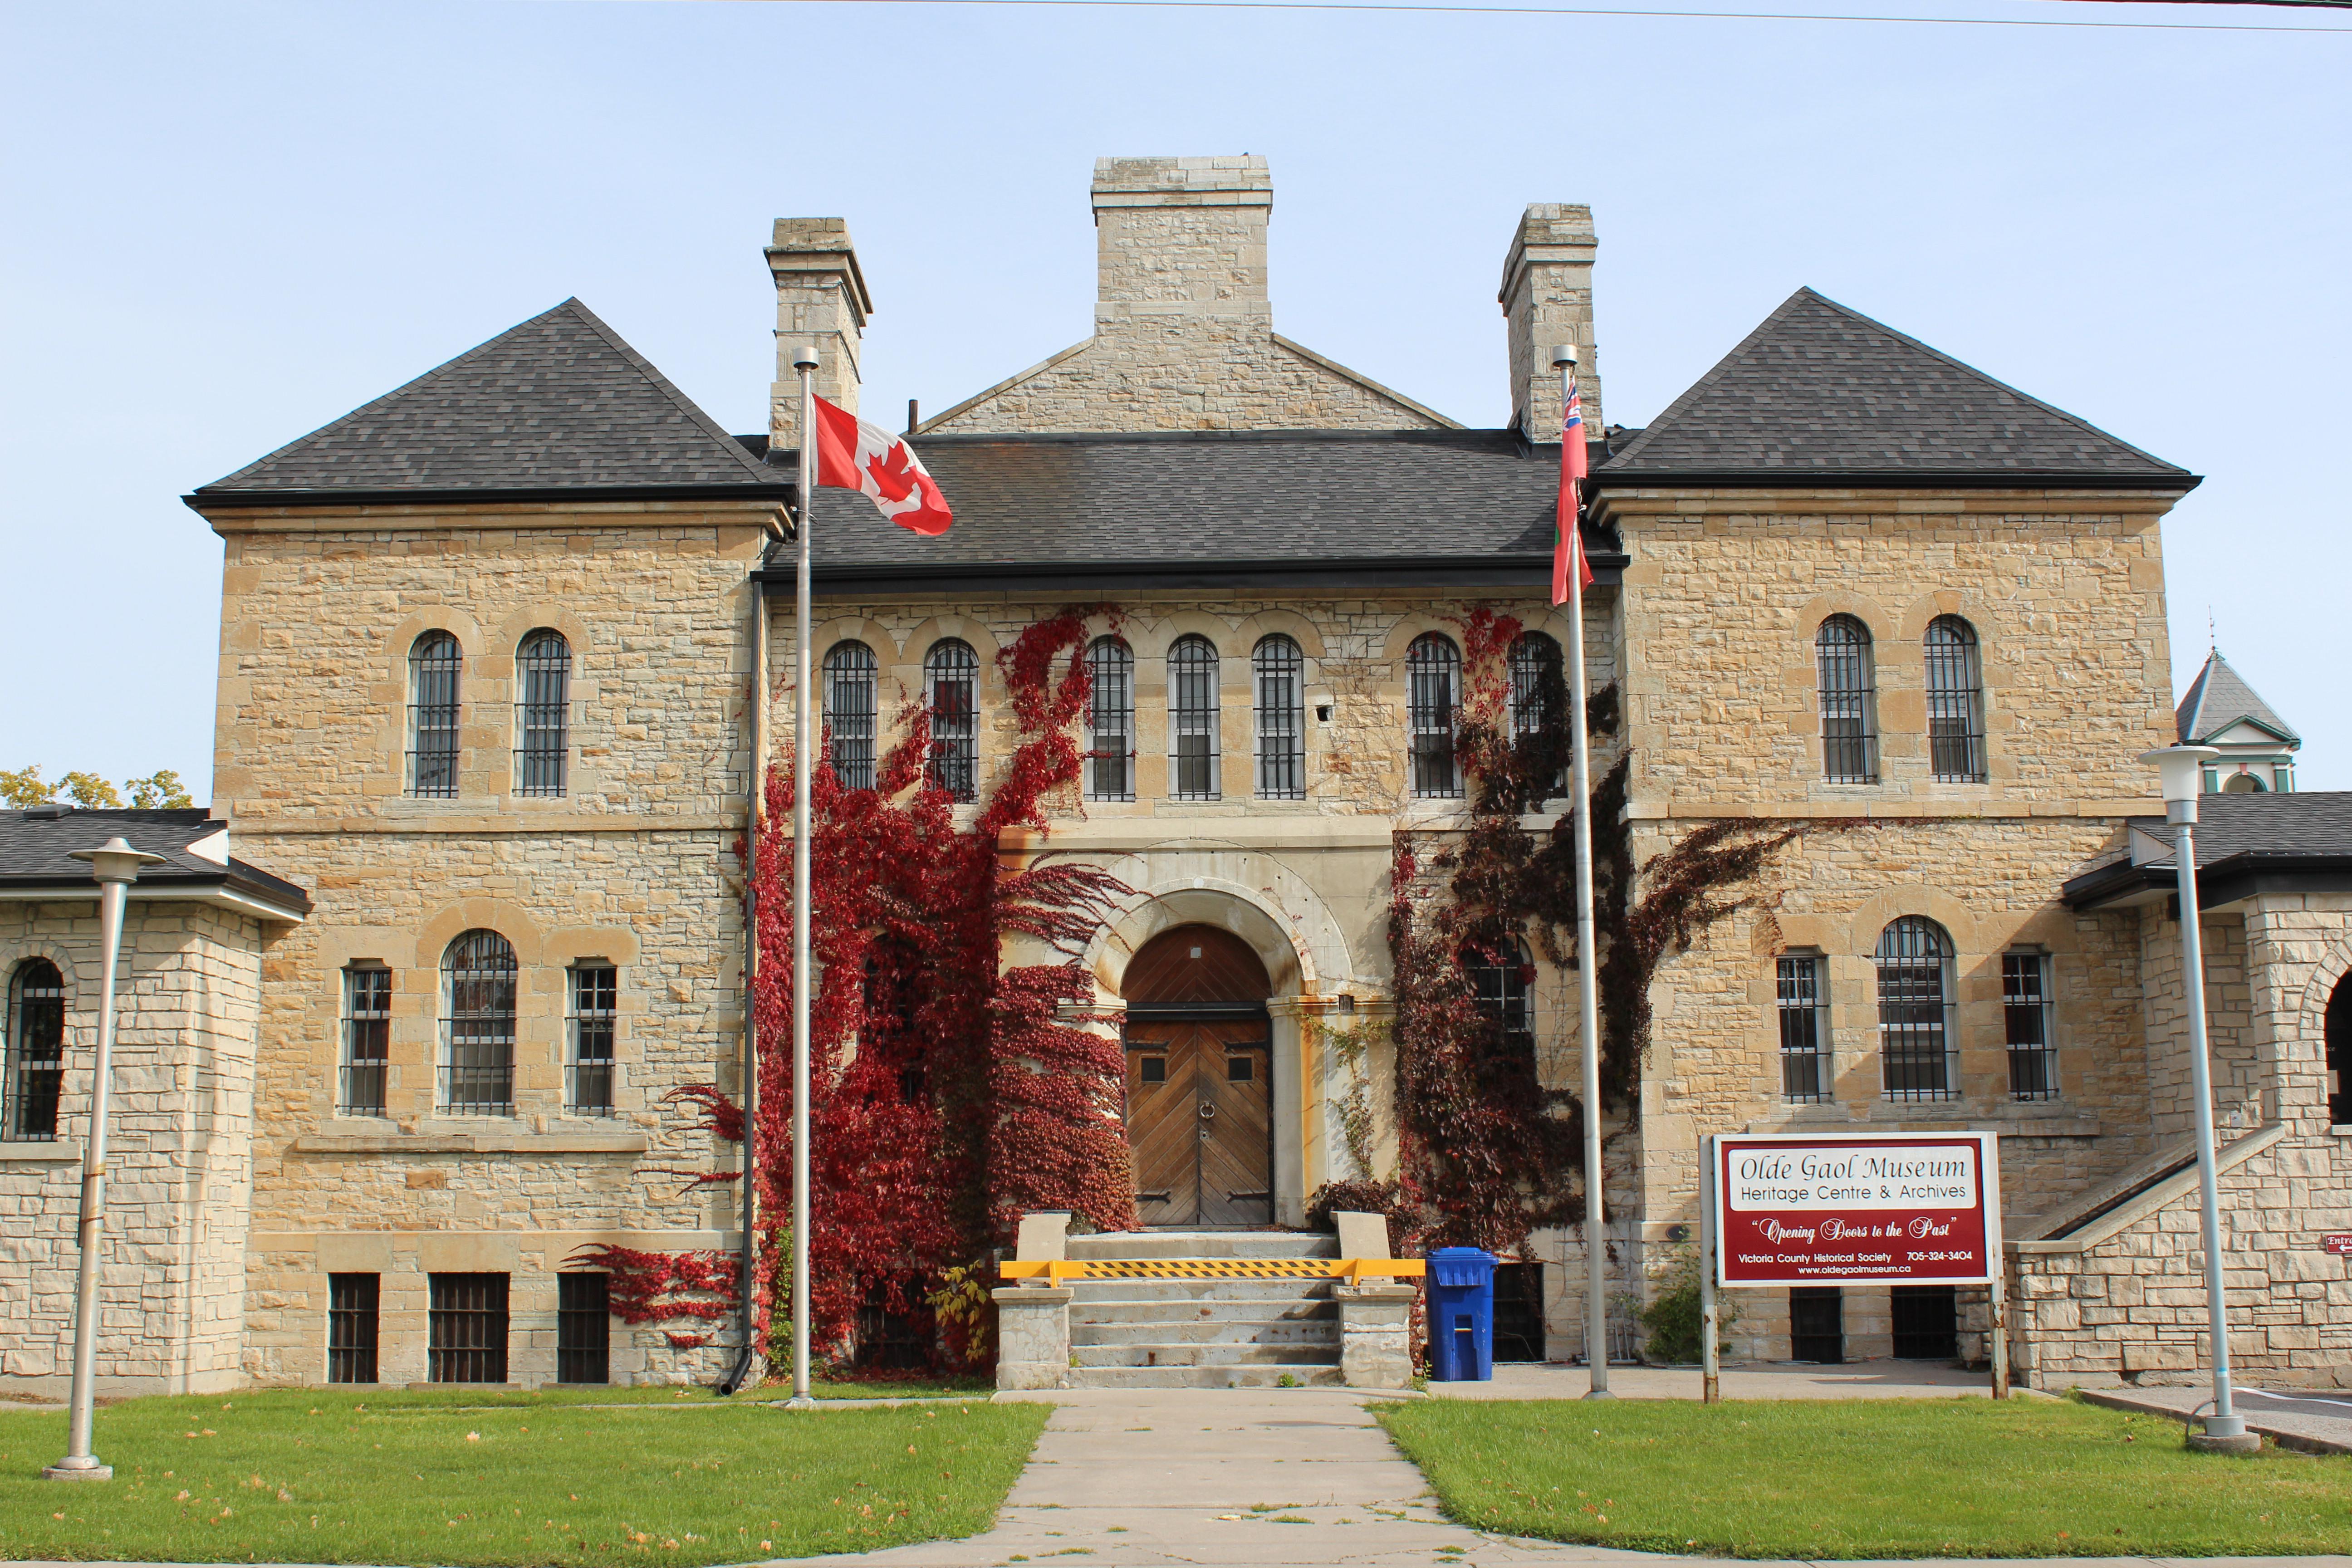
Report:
1553,344,1611,1400
789,344,819,1409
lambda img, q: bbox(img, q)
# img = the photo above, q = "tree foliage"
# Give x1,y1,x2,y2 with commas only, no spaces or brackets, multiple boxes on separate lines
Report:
2,765,194,808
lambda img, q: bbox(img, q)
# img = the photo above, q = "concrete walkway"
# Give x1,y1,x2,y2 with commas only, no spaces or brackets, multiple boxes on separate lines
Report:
1422,1360,1999,1401
2075,1382,2352,1455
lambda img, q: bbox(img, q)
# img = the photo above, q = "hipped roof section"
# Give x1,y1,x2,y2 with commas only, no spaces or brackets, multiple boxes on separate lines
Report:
2176,650,2300,745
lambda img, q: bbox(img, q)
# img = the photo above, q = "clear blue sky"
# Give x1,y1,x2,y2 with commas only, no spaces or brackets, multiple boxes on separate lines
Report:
2,0,2345,795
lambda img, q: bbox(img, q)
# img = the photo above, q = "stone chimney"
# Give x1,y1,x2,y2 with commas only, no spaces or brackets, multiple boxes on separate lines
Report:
767,217,872,451
1090,156,1274,333
1500,204,1602,442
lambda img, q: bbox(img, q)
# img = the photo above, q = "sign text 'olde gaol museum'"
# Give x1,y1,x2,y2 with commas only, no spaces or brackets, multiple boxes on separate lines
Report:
3,156,2347,1396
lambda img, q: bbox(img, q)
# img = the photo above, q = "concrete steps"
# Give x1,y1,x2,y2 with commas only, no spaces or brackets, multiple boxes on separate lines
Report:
1070,1362,1349,1389
1062,1229,1343,1391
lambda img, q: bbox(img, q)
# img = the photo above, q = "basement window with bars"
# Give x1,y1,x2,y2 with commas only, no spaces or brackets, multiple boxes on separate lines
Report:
1776,953,1831,1103
407,630,462,798
1925,616,1986,783
1815,616,1878,784
824,640,879,791
1252,634,1305,800
556,1273,611,1384
1086,637,1135,802
1168,635,1222,800
5,958,65,1141
924,639,979,803
515,628,572,797
1877,916,1958,1102
428,1272,509,1384
441,930,516,1116
1407,633,1462,799
2003,950,2058,1100
340,965,392,1117
327,1272,380,1384
568,963,617,1115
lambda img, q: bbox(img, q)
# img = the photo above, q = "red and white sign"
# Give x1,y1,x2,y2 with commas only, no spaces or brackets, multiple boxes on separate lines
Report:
1711,1132,2000,1287
2324,1234,2352,1258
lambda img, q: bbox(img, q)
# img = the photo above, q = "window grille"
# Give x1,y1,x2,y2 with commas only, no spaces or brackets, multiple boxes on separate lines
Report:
427,1272,508,1384
823,641,879,791
1509,632,1566,803
1777,954,1831,1102
1407,633,1462,799
4,958,65,1141
1891,1285,1960,1359
340,965,391,1117
924,640,979,802
568,964,617,1114
1470,938,1536,1055
1168,635,1221,800
1876,916,1957,1101
441,930,516,1115
556,1273,611,1384
1815,616,1877,784
1789,1286,1845,1363
516,629,571,797
408,631,462,798
2002,951,2058,1100
327,1272,379,1384
1085,637,1134,802
1252,635,1305,800
1924,616,1985,783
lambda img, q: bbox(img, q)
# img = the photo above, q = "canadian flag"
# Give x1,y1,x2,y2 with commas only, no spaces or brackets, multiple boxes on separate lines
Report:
812,395,953,536
1551,373,1593,606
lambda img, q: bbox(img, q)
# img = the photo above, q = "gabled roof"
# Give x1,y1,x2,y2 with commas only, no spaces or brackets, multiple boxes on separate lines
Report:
0,808,310,920
1596,288,2195,487
2062,792,2352,911
191,299,785,505
2177,650,2301,745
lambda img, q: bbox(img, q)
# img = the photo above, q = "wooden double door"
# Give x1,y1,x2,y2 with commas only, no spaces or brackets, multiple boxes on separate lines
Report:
1125,1018,1272,1227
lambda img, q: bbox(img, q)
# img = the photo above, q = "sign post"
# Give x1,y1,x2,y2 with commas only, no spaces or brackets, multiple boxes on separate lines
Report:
1699,1132,1720,1404
1706,1131,2006,1398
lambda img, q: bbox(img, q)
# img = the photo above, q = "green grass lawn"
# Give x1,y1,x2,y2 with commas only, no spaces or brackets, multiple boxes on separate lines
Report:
1378,1394,2352,1558
0,1387,1045,1565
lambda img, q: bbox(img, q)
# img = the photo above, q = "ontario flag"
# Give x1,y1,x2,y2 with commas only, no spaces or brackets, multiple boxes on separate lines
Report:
1551,375,1592,605
812,395,953,536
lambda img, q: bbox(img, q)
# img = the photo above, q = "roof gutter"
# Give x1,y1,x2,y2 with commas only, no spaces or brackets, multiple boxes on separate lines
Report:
184,484,794,513
0,882,310,923
769,553,1632,596
1588,470,2200,492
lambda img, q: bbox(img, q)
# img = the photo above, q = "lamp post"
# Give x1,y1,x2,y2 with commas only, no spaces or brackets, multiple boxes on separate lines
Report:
45,835,164,1482
2140,745,2256,1454
787,343,818,1411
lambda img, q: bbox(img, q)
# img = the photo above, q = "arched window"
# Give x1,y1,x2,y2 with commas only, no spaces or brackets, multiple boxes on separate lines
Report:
2326,972,2350,1127
2221,771,2269,794
1876,916,1956,1101
1086,637,1134,802
516,629,571,798
824,641,879,791
1252,635,1305,800
409,631,462,798
924,639,979,803
1470,937,1536,1054
1168,635,1221,800
1509,631,1566,803
1407,633,1461,799
441,930,517,1116
1924,616,1985,783
1816,616,1877,784
5,959,66,1140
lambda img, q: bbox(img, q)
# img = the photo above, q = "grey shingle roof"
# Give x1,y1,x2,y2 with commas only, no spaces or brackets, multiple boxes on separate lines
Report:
1597,288,2192,483
2142,792,2352,865
2062,792,2352,909
194,299,784,500
0,809,310,913
2176,650,2300,745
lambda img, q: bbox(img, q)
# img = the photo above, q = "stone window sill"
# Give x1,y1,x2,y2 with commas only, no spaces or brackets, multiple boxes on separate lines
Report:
292,1130,649,1155
0,1140,83,1165
2333,1125,2352,1137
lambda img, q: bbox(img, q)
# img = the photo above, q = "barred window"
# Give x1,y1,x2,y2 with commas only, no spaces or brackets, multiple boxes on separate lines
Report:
1778,954,1831,1103
823,641,879,791
5,958,65,1141
2003,951,2058,1100
441,930,516,1116
1407,633,1462,799
427,1272,508,1384
1925,616,1985,783
408,631,462,798
340,965,392,1117
1509,632,1566,803
1876,917,1957,1101
556,1273,611,1384
1086,637,1135,802
1816,616,1877,784
327,1273,379,1384
1168,635,1221,800
516,629,571,797
2327,973,2350,1127
568,964,617,1114
1252,635,1305,800
1470,938,1536,1053
924,639,979,803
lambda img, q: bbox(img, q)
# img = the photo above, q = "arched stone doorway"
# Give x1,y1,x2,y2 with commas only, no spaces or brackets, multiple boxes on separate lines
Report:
1122,925,1275,1227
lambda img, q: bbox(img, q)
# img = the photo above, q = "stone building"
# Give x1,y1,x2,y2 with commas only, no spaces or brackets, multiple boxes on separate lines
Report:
4,153,2343,1395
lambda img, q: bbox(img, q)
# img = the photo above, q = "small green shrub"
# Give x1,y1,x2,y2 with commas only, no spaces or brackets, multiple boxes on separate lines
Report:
1639,1246,1737,1363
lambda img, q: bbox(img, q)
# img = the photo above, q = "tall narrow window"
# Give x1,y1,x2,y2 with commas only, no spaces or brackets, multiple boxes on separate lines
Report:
516,629,571,797
1407,633,1462,799
2327,973,2351,1127
924,639,979,803
2003,951,2058,1100
823,641,879,791
1509,632,1566,803
1470,938,1536,1058
1251,635,1306,800
408,631,462,799
1877,916,1957,1101
1086,637,1134,802
427,1272,508,1384
568,964,617,1114
1816,616,1877,784
557,1273,611,1384
441,930,516,1116
327,1273,380,1384
5,959,65,1140
1168,635,1221,800
1777,954,1831,1103
340,965,392,1117
1925,616,1985,783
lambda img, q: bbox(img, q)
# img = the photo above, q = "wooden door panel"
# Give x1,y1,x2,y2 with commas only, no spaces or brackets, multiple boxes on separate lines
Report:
1126,1019,1270,1227
1199,1024,1272,1225
1126,1031,1199,1223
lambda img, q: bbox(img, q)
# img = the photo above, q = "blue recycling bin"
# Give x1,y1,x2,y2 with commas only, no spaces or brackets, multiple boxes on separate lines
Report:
1426,1247,1497,1382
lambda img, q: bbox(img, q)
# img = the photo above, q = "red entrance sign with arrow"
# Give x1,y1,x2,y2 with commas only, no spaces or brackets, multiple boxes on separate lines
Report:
1713,1132,2001,1287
